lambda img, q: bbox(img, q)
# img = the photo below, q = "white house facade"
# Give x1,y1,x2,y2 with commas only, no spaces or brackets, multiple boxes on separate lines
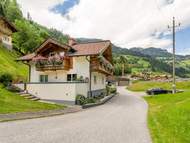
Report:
17,38,113,104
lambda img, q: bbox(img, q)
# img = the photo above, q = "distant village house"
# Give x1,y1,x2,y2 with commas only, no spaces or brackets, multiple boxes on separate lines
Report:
0,17,17,50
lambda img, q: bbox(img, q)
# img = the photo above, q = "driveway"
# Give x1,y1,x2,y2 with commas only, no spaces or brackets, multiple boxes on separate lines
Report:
0,86,151,143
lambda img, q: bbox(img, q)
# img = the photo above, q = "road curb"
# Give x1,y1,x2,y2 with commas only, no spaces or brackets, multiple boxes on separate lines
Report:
0,106,82,122
82,93,117,109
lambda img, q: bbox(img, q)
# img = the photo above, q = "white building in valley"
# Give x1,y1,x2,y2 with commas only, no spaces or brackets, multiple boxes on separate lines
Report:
17,38,113,104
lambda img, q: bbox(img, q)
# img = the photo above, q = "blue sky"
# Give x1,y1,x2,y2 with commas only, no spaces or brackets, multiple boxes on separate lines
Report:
51,0,79,15
175,27,190,55
163,26,190,55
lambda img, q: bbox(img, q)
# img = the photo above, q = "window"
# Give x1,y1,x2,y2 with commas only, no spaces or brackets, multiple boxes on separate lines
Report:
72,74,77,81
94,76,97,84
67,74,72,81
2,36,9,42
39,75,48,83
67,74,77,81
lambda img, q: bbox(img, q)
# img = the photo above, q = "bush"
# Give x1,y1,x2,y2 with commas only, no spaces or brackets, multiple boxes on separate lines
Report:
106,85,117,95
6,85,21,92
0,73,13,87
76,94,86,105
85,97,96,104
76,95,97,105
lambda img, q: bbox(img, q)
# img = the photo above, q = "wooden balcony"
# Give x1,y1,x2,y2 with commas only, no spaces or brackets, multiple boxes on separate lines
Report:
36,59,71,71
90,56,113,75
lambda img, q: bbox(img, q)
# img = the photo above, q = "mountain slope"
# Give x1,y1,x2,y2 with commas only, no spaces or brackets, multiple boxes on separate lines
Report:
0,46,28,80
130,47,172,57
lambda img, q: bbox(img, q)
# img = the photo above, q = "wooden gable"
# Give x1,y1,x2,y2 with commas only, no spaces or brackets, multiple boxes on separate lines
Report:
0,17,17,36
35,38,71,56
102,44,113,64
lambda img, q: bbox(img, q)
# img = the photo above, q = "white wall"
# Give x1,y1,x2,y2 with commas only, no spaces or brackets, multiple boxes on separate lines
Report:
27,83,88,102
91,72,106,91
76,83,89,97
30,64,42,82
69,56,90,79
13,83,25,91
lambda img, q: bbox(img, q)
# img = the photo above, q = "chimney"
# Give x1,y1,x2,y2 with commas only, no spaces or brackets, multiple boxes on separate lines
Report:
68,37,77,46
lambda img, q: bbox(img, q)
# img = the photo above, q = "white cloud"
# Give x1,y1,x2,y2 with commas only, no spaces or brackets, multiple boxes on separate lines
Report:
17,0,190,49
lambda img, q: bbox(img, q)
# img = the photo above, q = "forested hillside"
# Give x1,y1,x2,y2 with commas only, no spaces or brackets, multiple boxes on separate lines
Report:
0,0,68,54
113,46,190,78
130,47,172,57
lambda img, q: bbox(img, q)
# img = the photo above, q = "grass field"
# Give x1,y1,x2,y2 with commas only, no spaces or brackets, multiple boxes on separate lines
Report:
127,80,190,91
0,46,28,80
145,92,190,143
0,85,65,114
127,80,190,142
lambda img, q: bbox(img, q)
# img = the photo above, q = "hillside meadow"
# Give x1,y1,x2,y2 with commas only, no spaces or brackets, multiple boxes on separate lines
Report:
127,80,190,91
145,92,190,143
127,80,190,143
0,46,28,81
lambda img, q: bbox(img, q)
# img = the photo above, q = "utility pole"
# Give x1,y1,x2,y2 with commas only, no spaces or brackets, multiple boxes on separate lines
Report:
168,17,180,94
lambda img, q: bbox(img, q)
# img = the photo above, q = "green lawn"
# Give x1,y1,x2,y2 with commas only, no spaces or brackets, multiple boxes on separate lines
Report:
0,85,65,114
127,80,190,142
0,46,28,81
145,92,190,143
127,81,190,91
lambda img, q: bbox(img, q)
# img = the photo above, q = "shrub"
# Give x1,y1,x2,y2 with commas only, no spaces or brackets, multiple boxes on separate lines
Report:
76,95,97,105
6,85,21,92
76,94,86,105
85,97,96,104
0,73,13,87
110,87,117,94
106,85,117,95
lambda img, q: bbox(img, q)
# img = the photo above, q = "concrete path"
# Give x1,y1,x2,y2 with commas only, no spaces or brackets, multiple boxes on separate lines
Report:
0,87,151,143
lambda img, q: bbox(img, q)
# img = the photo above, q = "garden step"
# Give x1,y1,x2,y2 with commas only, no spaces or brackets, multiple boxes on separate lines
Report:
16,92,26,95
19,91,28,94
24,95,37,99
30,97,40,101
20,94,31,97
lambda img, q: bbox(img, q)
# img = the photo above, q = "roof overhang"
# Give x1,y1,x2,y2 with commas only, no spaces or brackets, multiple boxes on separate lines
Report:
35,38,72,54
0,17,17,32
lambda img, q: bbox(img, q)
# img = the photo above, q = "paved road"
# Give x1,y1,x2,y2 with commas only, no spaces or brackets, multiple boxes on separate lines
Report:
0,87,151,143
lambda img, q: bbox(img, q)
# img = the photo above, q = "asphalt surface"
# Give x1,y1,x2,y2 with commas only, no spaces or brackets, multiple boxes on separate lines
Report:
0,87,151,143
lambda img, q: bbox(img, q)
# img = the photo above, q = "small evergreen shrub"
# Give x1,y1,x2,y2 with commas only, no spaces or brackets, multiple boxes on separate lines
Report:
0,73,13,87
106,85,117,95
76,94,86,105
76,95,97,105
85,97,96,104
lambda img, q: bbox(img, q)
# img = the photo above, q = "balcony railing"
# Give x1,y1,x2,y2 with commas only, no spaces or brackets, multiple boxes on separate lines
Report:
36,60,70,71
91,56,113,75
